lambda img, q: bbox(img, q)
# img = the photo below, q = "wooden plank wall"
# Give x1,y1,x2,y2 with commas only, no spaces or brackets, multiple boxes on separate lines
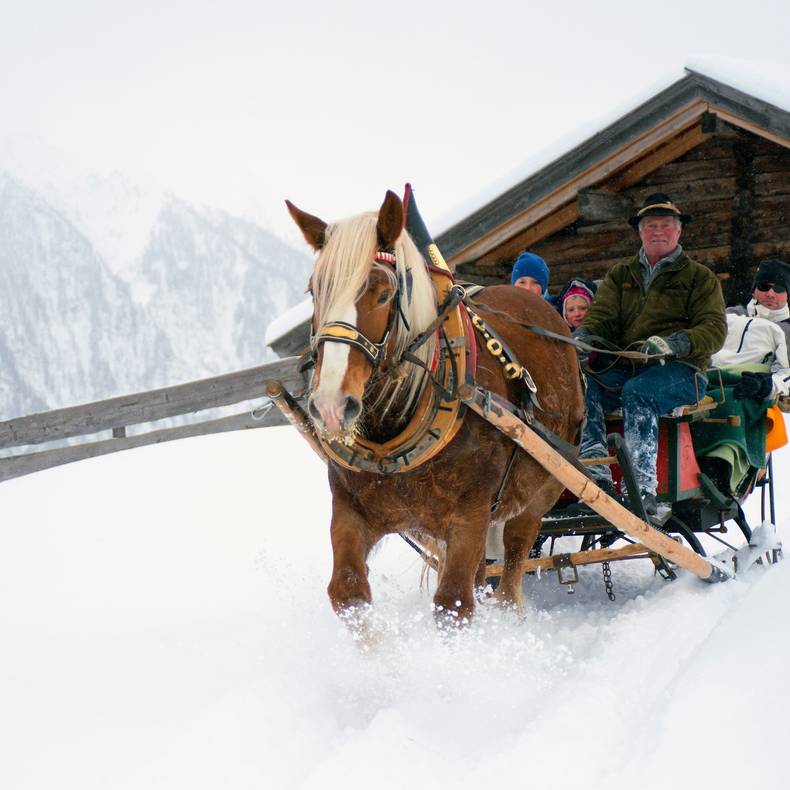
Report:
457,127,790,307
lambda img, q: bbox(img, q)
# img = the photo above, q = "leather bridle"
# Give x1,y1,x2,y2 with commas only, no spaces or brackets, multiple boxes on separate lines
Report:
310,251,406,372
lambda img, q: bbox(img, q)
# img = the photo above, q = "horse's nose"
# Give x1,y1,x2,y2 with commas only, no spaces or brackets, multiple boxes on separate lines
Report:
342,396,362,426
308,393,361,434
308,396,323,424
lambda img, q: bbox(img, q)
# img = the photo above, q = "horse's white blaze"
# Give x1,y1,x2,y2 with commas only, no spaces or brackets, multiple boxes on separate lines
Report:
318,303,356,394
313,303,356,430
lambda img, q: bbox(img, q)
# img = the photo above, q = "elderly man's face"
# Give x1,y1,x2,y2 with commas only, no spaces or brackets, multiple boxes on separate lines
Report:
638,216,682,263
753,281,788,310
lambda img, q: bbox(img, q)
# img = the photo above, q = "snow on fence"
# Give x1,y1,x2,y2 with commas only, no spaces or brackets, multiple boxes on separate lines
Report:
0,357,306,483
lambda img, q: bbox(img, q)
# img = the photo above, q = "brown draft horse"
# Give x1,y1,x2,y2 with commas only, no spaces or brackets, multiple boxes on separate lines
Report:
287,190,584,624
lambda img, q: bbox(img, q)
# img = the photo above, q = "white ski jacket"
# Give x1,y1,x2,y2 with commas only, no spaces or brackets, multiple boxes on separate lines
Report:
711,309,790,399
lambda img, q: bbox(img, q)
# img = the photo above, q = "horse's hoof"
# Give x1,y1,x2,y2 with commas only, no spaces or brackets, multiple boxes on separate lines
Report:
336,603,380,650
335,600,373,624
492,588,527,617
432,602,472,630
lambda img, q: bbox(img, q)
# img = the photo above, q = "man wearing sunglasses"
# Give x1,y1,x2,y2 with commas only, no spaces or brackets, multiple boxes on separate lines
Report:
713,258,790,403
747,258,790,321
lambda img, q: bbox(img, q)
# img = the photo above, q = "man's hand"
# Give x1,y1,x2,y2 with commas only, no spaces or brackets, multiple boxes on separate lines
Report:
639,332,691,361
640,335,675,358
733,371,774,401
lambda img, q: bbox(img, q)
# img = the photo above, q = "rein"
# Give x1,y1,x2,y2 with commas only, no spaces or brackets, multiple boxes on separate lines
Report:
462,295,667,362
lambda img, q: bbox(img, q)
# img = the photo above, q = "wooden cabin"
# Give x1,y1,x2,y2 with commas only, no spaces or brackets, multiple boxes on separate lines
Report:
436,68,790,307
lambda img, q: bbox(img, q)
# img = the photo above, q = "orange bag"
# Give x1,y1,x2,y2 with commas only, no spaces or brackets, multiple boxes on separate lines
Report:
765,405,788,453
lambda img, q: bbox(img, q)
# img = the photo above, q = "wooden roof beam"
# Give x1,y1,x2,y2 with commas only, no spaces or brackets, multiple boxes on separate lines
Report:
467,202,580,271
710,104,790,150
604,121,713,192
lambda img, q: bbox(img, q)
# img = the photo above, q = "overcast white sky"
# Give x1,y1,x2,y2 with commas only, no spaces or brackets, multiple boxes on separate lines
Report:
1,0,789,240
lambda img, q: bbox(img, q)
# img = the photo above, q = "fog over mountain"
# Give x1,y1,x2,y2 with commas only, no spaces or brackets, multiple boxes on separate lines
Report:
0,151,311,420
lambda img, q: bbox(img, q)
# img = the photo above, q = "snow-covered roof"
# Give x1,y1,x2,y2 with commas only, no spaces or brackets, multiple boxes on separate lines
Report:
431,68,681,237
686,55,790,113
265,295,312,347
435,56,790,262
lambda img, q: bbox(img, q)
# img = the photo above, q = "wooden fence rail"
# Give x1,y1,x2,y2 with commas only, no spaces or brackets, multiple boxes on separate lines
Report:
0,357,306,484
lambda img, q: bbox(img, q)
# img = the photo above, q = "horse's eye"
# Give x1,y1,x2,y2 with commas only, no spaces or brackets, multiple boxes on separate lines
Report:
377,290,391,305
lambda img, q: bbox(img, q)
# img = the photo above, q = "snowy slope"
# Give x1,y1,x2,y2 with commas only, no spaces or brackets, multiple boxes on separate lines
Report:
0,426,787,790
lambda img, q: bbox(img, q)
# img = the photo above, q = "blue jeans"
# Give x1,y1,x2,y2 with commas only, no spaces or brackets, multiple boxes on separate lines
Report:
580,363,706,495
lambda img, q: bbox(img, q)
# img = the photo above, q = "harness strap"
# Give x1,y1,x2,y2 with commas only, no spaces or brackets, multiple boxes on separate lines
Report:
398,328,461,403
313,321,390,365
491,443,520,514
467,386,588,476
465,301,556,416
395,284,465,366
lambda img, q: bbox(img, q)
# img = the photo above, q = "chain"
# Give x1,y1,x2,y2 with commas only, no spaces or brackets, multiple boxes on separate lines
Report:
602,560,615,601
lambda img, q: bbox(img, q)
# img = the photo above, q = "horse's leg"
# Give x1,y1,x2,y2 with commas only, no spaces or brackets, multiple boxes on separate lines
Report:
496,475,565,612
475,555,488,589
433,508,489,625
494,510,541,612
326,492,376,614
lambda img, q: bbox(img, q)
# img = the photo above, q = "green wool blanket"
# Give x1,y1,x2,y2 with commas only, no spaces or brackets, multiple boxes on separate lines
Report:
691,365,772,491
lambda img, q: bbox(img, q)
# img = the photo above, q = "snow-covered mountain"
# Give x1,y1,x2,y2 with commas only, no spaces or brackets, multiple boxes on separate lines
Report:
0,161,311,419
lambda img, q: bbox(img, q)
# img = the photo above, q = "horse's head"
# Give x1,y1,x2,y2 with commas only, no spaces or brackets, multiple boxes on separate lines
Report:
287,190,437,443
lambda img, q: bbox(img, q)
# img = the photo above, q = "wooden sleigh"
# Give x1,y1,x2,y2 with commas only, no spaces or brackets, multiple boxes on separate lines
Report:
482,388,783,595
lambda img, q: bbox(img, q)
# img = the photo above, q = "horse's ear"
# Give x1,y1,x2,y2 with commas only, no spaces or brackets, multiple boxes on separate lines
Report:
285,200,327,250
376,190,404,251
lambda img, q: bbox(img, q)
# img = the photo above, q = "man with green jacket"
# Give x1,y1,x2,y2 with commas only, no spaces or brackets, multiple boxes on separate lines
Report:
575,193,726,516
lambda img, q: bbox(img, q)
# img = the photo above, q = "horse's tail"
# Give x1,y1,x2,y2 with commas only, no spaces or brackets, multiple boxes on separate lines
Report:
404,531,445,591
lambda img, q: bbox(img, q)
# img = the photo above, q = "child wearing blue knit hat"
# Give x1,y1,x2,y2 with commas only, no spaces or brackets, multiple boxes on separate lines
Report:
510,251,549,296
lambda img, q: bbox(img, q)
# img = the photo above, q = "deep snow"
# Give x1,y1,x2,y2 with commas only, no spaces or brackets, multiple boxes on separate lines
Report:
0,425,787,790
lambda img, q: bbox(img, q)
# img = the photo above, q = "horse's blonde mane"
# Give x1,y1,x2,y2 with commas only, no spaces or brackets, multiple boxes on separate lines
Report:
312,211,438,419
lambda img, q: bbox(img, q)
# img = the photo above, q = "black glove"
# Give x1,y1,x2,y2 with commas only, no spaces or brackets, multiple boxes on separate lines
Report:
733,371,774,401
639,332,691,360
